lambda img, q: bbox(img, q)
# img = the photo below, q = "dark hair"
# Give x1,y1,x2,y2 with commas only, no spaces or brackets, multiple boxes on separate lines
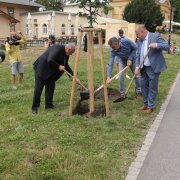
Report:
108,37,119,46
49,35,55,40
49,35,55,44
118,29,124,35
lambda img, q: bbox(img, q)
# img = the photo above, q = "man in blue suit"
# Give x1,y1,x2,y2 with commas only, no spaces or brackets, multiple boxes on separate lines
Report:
135,25,169,113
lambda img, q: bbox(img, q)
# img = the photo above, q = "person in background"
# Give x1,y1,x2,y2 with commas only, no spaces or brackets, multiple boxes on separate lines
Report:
116,29,131,80
0,50,5,63
83,33,88,52
118,29,126,39
32,43,81,114
135,25,169,113
5,31,27,89
44,35,56,50
107,37,142,100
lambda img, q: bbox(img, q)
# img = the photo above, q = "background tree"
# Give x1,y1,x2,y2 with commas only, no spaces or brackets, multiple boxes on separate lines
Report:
36,0,64,11
171,0,180,22
70,0,110,27
123,0,164,32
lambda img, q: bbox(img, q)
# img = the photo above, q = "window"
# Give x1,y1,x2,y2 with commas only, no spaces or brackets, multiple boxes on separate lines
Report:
7,8,14,17
25,24,28,35
34,19,37,23
71,25,74,35
42,24,47,34
61,24,65,35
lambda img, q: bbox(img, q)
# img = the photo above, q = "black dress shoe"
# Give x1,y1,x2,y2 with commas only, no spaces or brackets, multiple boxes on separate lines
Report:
45,105,55,109
32,108,38,114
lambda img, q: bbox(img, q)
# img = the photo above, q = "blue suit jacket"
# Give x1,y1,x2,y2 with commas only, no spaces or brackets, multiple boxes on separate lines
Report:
136,32,170,73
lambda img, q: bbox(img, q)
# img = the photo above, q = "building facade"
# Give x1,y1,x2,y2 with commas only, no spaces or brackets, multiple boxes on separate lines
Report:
0,0,42,38
0,0,172,41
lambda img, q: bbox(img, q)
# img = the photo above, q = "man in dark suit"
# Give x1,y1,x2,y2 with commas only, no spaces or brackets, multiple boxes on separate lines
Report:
32,43,79,114
135,25,169,113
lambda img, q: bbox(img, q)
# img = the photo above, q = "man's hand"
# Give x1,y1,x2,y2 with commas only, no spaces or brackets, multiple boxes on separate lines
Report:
75,78,81,85
127,60,132,67
106,77,111,84
134,67,140,75
149,43,157,49
59,65,65,71
18,31,22,35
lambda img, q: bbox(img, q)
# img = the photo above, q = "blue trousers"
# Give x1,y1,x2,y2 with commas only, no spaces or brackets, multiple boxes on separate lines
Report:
141,66,160,109
119,60,141,95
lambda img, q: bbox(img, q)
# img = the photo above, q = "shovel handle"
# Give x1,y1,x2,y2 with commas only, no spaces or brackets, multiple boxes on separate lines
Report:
125,74,136,95
64,69,87,90
110,65,129,82
94,65,129,93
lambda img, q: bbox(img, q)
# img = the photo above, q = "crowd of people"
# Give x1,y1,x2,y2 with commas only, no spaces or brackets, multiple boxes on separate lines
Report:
0,24,169,114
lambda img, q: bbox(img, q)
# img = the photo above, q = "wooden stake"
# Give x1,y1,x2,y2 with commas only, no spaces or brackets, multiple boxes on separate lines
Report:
68,31,83,116
98,31,109,116
87,31,94,113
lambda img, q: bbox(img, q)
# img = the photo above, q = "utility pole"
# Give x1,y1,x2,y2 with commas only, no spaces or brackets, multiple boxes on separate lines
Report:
168,0,173,53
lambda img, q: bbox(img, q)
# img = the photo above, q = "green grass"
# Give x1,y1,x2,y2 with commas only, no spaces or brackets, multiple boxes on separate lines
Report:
0,43,180,179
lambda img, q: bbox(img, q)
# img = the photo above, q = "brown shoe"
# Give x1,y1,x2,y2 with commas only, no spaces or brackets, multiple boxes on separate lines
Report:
143,108,154,113
136,93,142,99
139,105,147,110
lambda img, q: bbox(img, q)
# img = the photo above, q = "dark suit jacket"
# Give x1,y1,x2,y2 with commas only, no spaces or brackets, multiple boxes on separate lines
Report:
33,45,73,80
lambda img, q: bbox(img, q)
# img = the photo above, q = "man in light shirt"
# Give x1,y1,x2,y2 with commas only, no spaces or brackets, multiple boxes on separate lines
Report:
135,25,169,113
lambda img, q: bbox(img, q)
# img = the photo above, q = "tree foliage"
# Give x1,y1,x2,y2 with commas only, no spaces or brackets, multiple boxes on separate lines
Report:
172,0,180,22
70,0,110,27
36,0,64,11
123,0,164,32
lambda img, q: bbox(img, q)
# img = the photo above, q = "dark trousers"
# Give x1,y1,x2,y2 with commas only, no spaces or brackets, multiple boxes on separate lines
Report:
32,72,57,109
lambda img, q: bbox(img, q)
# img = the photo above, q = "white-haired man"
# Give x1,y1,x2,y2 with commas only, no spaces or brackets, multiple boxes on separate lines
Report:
32,43,80,114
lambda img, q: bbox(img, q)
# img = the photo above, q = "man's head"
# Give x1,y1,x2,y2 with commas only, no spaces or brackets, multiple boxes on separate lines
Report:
49,35,55,44
118,29,124,38
108,37,120,51
135,25,148,40
65,43,76,56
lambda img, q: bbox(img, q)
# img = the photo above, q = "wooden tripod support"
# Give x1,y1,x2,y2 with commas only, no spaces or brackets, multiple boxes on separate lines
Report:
68,28,109,116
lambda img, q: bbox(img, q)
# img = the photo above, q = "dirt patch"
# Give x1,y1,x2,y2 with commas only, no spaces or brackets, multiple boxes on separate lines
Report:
73,87,120,117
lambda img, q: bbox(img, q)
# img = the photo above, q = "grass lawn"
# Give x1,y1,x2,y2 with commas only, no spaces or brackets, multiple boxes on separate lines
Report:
0,35,180,179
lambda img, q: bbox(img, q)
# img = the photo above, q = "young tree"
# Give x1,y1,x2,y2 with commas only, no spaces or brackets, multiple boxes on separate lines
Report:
123,0,164,32
70,0,110,27
36,0,64,11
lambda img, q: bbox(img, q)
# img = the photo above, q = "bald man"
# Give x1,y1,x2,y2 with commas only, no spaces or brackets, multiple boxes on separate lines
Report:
135,25,169,113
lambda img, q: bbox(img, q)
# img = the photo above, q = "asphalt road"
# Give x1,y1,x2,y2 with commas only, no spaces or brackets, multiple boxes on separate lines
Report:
137,75,180,180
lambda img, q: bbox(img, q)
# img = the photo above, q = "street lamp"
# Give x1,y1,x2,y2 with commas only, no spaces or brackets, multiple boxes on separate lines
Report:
168,0,173,52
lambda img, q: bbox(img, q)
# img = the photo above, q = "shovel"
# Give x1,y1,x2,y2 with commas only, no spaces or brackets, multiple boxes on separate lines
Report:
80,65,129,100
64,69,88,90
113,48,151,103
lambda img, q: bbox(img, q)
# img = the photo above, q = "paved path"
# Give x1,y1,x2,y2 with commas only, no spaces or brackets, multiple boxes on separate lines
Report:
126,72,180,180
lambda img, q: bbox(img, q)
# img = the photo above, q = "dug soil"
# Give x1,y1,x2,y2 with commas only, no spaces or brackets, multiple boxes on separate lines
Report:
73,87,120,117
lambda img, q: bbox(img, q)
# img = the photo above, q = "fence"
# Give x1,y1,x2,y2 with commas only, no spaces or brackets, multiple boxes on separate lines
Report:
0,36,78,48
